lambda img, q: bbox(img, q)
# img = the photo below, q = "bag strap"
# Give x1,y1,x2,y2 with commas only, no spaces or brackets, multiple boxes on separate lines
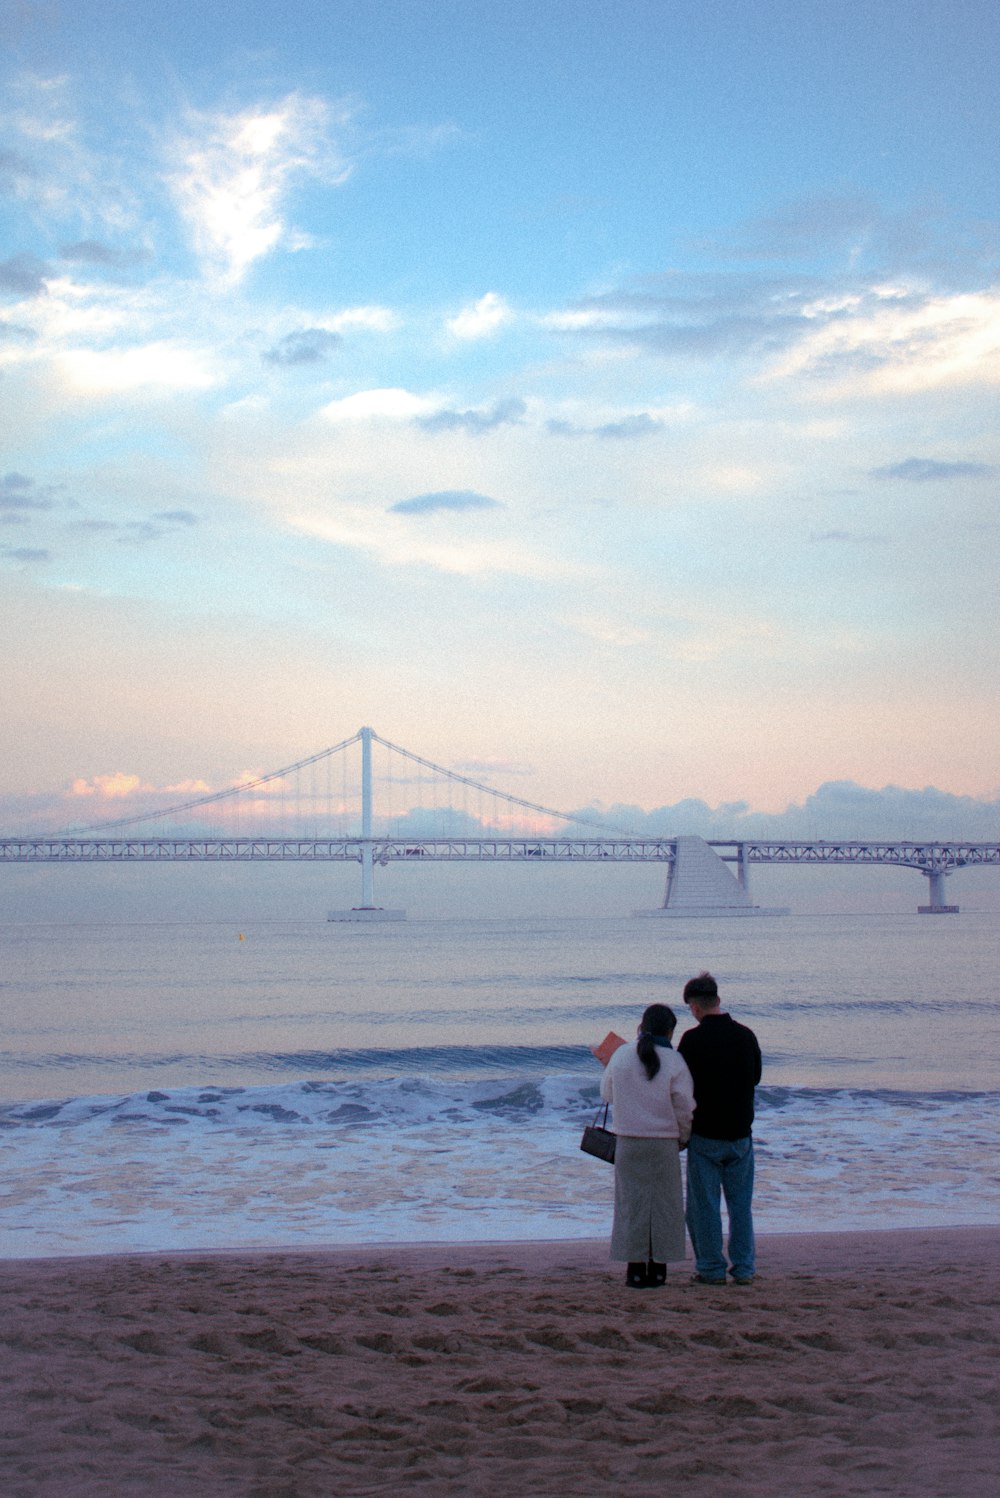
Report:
591,1101,610,1127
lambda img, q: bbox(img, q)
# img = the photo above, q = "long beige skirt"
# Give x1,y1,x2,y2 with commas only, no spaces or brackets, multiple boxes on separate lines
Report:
609,1136,686,1263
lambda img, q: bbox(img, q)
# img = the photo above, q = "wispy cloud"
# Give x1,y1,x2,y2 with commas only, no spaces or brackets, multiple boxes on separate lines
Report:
151,509,198,526
389,489,504,515
0,320,37,344
1,471,55,511
764,286,1000,395
808,530,890,545
548,412,662,440
452,758,535,778
543,273,825,359
0,146,40,188
263,327,342,365
3,72,143,234
692,192,881,262
323,305,398,333
419,397,526,433
166,94,351,285
0,254,50,295
59,239,148,269
1,544,49,564
563,613,652,648
543,271,1000,398
871,457,992,481
289,506,576,579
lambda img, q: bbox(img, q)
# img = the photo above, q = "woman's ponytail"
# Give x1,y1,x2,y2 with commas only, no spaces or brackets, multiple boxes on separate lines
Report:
636,1002,677,1080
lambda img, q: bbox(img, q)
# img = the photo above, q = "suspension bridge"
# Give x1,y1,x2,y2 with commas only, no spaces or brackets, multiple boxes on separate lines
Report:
2,727,998,916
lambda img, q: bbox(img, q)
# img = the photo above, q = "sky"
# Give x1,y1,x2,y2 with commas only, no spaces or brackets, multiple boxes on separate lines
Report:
3,0,1000,881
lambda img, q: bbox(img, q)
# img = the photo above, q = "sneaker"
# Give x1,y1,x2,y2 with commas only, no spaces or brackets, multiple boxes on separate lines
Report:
690,1273,726,1285
731,1273,755,1285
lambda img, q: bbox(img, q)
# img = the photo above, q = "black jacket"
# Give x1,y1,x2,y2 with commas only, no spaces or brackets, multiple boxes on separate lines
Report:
677,1013,762,1141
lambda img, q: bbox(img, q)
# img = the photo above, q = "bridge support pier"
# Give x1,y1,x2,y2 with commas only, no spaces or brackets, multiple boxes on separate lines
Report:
635,836,788,917
918,869,959,914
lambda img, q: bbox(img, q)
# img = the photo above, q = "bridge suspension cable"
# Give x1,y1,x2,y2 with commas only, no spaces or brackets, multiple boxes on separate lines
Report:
61,731,364,835
367,730,630,835
57,727,631,839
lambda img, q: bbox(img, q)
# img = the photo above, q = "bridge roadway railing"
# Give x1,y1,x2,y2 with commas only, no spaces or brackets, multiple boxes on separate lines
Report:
710,840,1000,874
2,838,1000,871
0,836,679,863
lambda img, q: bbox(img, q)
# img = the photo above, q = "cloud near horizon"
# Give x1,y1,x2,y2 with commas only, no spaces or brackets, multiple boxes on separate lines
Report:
3,776,998,843
579,781,1000,842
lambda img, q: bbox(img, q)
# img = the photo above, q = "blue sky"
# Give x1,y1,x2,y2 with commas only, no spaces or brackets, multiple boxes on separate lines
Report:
2,0,999,849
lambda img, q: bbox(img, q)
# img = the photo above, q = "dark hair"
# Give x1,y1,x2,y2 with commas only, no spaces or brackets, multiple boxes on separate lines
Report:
636,1002,676,1080
683,971,719,1005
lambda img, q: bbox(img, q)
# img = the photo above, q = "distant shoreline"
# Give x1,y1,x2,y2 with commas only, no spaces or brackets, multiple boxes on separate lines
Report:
3,1221,997,1268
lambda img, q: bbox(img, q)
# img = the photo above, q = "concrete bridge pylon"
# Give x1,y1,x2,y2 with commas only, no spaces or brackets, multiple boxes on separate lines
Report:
635,835,790,918
918,868,959,914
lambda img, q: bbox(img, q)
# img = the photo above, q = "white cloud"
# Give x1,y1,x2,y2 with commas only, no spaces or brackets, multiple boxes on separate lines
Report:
70,773,148,799
11,277,156,343
288,508,580,580
326,305,399,333
319,387,436,421
58,341,216,393
446,292,513,339
766,287,1000,395
167,94,350,285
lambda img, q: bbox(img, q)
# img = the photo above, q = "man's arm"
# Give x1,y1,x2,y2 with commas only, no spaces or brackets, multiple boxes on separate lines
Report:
750,1033,762,1086
671,1057,695,1145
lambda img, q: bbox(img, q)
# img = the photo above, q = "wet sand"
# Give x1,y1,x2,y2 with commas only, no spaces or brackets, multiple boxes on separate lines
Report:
3,1226,997,1497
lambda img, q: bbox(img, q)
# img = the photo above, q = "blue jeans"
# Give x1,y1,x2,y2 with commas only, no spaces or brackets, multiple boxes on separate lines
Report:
685,1134,755,1281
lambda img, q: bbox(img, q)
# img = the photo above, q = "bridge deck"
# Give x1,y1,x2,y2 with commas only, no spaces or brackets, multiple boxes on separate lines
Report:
2,836,998,872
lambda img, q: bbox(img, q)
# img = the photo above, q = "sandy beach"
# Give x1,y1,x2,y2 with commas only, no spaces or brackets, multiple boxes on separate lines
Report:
3,1226,997,1497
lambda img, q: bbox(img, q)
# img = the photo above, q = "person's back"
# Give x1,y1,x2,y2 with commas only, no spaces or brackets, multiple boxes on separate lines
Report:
678,971,761,1286
678,1012,761,1141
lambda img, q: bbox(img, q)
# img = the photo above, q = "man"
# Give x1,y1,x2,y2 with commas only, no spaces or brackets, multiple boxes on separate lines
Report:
677,971,762,1285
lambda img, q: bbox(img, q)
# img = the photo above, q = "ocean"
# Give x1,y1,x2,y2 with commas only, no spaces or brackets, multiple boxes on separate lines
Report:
1,913,998,1258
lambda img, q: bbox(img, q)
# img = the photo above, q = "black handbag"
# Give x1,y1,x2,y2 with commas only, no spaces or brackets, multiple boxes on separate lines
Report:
580,1102,616,1163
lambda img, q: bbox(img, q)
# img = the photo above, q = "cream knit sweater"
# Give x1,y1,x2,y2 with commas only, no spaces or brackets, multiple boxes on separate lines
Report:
599,1041,695,1141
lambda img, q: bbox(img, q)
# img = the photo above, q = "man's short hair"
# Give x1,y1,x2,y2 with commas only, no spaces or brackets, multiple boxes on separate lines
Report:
683,971,719,1005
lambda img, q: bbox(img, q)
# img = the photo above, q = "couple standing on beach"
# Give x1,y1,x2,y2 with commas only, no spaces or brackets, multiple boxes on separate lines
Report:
599,972,762,1289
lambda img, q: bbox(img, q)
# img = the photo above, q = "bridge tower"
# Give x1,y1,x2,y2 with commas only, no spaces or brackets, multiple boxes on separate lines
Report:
328,726,405,922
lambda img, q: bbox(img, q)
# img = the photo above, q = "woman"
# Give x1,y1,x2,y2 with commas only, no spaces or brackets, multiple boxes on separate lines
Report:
600,1003,695,1288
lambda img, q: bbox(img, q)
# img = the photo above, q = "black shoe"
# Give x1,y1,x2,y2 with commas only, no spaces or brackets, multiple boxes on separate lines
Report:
646,1260,667,1286
626,1262,648,1288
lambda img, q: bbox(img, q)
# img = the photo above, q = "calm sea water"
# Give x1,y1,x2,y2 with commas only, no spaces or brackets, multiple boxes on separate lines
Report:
1,914,998,1257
